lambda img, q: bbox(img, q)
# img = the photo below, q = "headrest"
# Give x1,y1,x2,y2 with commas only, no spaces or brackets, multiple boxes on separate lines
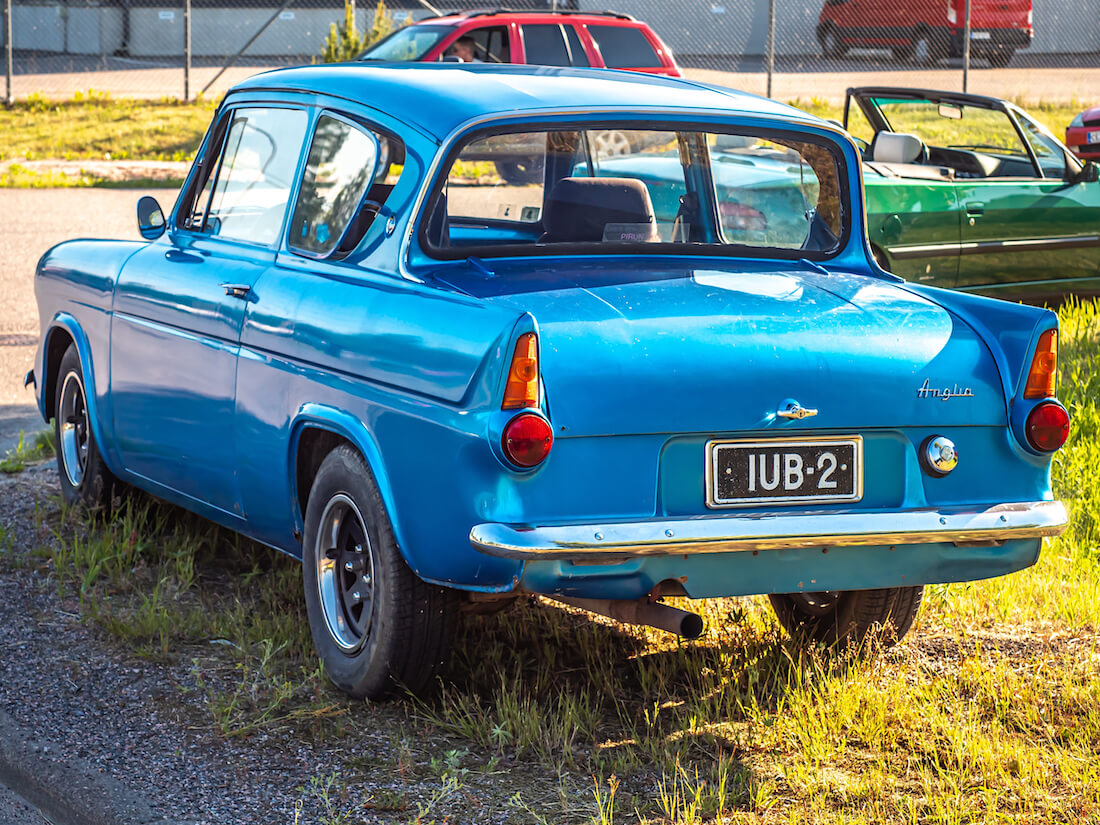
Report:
871,132,925,164
543,177,658,243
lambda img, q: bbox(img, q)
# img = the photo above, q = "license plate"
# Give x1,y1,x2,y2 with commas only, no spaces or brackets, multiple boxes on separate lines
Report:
970,30,991,40
1088,131,1100,145
706,436,863,508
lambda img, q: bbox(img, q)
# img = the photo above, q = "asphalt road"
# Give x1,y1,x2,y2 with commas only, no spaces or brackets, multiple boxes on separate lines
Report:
0,188,178,456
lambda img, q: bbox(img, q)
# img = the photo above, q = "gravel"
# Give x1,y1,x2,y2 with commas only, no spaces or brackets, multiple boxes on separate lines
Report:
0,465,412,825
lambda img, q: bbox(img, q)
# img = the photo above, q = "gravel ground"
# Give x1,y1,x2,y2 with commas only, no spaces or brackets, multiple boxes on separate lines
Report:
0,464,579,825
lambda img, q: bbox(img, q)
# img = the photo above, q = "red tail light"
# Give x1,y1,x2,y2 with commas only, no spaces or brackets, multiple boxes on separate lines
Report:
1025,402,1069,452
502,414,553,467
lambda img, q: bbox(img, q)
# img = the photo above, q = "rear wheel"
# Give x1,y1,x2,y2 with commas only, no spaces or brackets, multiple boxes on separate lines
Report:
912,30,939,66
54,344,122,509
768,586,923,647
987,48,1015,67
302,445,458,699
820,27,846,58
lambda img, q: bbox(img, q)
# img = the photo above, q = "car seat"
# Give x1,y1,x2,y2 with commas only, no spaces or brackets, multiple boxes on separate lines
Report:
541,177,658,243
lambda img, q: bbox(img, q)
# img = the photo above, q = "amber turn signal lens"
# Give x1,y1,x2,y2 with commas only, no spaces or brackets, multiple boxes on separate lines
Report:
502,332,539,410
502,413,553,468
1025,402,1069,452
1023,329,1057,399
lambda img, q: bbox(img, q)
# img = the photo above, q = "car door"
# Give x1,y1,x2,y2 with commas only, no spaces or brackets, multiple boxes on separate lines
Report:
955,109,1100,293
865,175,961,286
110,104,309,516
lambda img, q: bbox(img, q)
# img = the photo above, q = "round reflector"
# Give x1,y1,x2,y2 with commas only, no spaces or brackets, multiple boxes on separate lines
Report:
502,414,553,468
1026,402,1069,452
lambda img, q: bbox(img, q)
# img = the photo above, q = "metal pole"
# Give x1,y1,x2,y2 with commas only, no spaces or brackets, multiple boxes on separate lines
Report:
766,0,775,99
5,0,13,105
183,0,191,100
200,0,295,97
962,0,971,93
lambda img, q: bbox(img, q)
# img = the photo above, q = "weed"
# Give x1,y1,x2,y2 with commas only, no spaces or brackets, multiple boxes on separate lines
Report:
1,429,55,473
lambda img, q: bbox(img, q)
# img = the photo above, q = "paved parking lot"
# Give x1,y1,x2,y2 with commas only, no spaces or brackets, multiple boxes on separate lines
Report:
0,188,177,454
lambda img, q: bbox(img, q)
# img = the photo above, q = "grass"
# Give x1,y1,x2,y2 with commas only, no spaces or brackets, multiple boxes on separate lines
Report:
0,429,55,473
16,299,1100,823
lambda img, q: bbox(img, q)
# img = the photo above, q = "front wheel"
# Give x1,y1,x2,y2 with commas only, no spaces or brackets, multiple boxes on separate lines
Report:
54,343,122,509
302,445,458,699
768,586,923,647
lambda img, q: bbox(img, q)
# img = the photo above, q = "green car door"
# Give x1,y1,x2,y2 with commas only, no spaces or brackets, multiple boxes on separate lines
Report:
954,108,1100,299
864,172,960,287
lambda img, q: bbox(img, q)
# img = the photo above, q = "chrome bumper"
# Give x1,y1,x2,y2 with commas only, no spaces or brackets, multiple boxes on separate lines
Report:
469,501,1067,562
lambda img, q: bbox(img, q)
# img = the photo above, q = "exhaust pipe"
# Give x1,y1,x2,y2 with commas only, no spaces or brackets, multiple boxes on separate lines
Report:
549,596,705,640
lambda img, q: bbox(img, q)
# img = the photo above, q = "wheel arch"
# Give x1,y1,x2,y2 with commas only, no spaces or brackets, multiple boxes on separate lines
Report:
42,315,121,477
288,405,408,564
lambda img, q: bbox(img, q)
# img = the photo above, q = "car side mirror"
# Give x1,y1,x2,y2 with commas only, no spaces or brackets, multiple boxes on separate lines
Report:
1076,161,1100,184
137,196,166,240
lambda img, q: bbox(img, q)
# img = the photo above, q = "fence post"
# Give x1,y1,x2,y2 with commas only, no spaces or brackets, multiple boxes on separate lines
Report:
184,0,192,100
962,0,971,93
765,0,775,98
4,0,12,105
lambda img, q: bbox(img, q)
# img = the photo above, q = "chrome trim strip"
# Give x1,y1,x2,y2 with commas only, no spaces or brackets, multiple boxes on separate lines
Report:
704,435,863,509
889,235,1100,260
469,500,1067,561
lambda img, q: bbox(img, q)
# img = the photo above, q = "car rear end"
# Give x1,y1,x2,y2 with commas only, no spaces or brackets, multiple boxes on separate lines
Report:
947,0,1032,62
1066,106,1100,161
463,263,1066,606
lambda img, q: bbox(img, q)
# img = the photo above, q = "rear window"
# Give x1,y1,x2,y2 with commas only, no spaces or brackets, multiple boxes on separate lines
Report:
588,25,660,68
422,125,847,260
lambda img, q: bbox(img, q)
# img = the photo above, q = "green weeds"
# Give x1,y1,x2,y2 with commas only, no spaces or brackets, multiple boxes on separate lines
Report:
0,429,55,473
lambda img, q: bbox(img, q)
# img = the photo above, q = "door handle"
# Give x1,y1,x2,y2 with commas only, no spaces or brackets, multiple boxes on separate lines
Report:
965,203,985,216
221,283,251,299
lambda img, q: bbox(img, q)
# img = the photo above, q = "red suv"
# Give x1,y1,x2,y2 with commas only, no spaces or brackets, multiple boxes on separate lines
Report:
358,10,680,77
817,0,1032,67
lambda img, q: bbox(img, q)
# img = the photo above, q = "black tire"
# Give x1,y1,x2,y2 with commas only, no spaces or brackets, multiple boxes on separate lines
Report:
494,157,543,185
768,586,923,647
820,26,846,58
302,444,458,699
54,344,122,509
987,48,1014,68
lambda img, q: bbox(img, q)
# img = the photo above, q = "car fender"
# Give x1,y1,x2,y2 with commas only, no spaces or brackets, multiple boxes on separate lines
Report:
287,403,407,562
42,314,125,479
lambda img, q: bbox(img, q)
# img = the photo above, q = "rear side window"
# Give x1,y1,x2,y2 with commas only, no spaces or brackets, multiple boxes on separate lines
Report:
522,24,571,66
289,115,405,258
588,25,660,68
460,25,511,63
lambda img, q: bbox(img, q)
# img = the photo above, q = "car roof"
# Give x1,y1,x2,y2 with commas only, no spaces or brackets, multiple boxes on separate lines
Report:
426,9,641,25
233,63,819,142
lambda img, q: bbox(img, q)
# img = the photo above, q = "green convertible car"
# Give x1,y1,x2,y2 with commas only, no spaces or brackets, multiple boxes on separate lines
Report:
582,87,1099,303
846,87,1100,302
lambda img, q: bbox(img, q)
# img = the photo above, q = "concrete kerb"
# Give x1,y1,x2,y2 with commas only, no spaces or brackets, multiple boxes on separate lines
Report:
0,706,188,825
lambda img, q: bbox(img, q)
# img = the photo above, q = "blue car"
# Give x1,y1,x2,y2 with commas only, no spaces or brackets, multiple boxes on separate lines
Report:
31,64,1070,699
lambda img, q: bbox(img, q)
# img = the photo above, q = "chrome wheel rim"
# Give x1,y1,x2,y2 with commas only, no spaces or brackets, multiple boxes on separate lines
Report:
791,591,841,618
315,494,376,653
914,38,930,63
592,130,632,159
58,371,89,488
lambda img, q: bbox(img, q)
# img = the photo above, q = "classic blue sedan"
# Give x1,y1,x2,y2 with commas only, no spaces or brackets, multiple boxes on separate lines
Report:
31,64,1069,699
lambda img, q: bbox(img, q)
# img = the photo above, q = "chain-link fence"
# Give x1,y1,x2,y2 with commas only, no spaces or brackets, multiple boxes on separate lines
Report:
2,0,1099,102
